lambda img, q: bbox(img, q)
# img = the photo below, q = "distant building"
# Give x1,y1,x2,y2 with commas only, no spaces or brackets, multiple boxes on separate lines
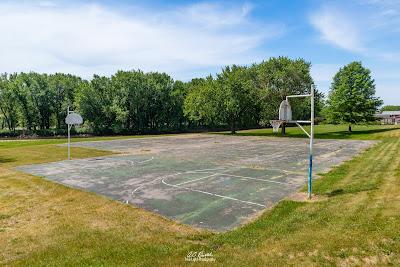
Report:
375,111,400,125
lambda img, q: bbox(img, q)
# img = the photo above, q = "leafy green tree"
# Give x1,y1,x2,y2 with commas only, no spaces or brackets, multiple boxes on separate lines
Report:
381,105,400,112
111,70,148,132
76,75,117,134
11,72,56,130
48,73,83,129
253,57,317,128
324,62,383,132
0,74,18,130
11,73,39,130
146,72,176,130
28,73,54,130
185,66,260,134
215,65,260,133
112,70,179,133
170,80,190,129
0,59,328,135
184,76,220,128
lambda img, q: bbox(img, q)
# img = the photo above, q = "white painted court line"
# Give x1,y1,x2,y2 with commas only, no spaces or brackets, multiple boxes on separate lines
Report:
87,156,155,169
126,156,154,166
175,172,289,187
131,172,182,194
130,167,227,195
225,174,287,185
161,178,266,208
158,169,298,208
176,173,221,186
175,170,233,186
130,164,296,205
137,156,154,164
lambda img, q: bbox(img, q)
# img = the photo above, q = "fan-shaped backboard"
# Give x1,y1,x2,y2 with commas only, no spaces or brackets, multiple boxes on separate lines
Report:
65,112,83,125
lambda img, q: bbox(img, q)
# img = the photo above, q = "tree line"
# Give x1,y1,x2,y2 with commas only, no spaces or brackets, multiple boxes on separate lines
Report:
0,58,382,136
381,105,400,112
0,57,323,135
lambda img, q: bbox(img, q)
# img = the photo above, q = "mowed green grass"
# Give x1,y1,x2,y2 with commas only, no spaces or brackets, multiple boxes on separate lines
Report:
1,125,400,266
0,133,177,149
235,123,400,140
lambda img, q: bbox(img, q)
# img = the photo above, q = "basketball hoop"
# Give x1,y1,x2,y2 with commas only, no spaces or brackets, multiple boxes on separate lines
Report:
270,120,284,133
65,107,83,160
269,86,315,199
269,99,292,133
65,112,83,126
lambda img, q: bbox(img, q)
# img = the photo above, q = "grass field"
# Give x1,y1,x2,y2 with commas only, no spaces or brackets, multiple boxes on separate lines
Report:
235,124,400,140
1,124,399,266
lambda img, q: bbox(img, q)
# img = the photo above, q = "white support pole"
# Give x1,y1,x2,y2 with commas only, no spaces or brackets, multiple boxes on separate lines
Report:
280,90,315,199
68,124,71,160
286,94,312,99
289,120,312,124
295,122,311,138
308,85,315,199
65,106,82,161
67,106,71,160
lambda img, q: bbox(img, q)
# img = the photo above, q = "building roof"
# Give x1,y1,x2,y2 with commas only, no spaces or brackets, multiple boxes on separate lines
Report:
375,110,400,118
381,111,400,115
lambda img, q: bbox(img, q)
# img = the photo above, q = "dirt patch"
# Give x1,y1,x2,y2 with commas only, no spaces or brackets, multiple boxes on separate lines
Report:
287,192,328,202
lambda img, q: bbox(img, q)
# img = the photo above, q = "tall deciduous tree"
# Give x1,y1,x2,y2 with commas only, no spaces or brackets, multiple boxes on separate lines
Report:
170,80,190,129
184,66,260,134
216,65,260,133
0,74,18,130
146,72,175,130
11,73,42,130
49,73,83,129
111,70,148,132
324,62,383,132
111,70,178,133
76,75,117,134
381,105,400,112
253,57,317,134
28,73,54,130
184,76,220,128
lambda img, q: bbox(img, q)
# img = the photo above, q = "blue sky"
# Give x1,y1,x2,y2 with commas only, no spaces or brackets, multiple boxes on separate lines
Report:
0,0,398,105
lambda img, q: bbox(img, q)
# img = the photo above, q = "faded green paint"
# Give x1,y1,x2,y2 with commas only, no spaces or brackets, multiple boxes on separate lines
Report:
17,134,374,231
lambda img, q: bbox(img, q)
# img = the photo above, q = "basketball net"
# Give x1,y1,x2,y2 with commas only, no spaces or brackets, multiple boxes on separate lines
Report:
270,120,284,133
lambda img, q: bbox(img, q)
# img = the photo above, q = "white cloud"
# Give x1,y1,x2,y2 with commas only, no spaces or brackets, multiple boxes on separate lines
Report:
309,7,365,53
311,63,340,83
362,0,400,31
0,1,283,80
310,2,400,62
174,2,254,29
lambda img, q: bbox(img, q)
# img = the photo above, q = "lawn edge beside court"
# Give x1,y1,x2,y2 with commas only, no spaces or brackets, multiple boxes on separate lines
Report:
1,124,399,266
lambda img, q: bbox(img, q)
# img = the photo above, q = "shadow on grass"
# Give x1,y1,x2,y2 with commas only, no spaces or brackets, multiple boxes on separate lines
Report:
233,127,399,140
0,156,16,163
325,184,378,197
316,127,399,139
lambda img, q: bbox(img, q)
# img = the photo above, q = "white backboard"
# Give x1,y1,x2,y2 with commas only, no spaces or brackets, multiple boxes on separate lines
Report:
278,100,292,121
65,112,83,125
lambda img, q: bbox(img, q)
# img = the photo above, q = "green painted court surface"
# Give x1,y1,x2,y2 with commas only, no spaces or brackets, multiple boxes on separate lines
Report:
17,134,374,231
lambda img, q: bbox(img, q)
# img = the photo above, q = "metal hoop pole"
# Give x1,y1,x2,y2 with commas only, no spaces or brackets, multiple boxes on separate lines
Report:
67,106,71,160
68,124,71,160
308,85,315,199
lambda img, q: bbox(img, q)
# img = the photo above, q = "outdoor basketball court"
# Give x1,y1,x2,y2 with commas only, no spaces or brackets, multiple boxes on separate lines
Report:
17,134,374,231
